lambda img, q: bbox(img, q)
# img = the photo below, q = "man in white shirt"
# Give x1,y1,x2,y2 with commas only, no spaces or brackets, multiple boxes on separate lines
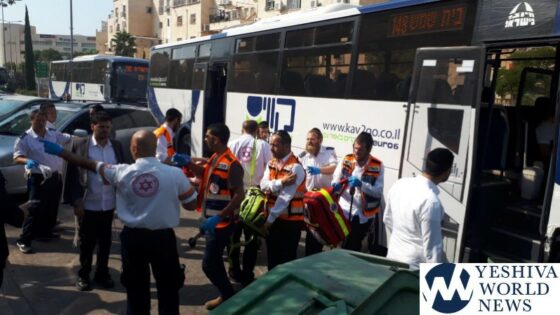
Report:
13,109,72,253
258,121,271,142
154,108,182,164
65,111,125,291
261,131,306,270
332,132,384,252
42,130,197,315
299,128,337,256
384,148,454,270
227,120,272,286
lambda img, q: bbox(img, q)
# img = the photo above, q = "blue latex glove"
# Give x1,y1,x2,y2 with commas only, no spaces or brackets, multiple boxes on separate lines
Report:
348,176,362,188
25,159,38,170
172,153,191,167
40,140,64,155
201,215,221,234
307,166,321,175
332,182,342,193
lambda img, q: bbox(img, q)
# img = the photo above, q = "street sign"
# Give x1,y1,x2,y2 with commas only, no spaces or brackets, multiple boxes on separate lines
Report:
36,62,49,78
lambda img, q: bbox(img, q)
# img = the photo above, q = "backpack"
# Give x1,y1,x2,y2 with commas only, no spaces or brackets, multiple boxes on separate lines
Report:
303,187,351,247
239,186,268,237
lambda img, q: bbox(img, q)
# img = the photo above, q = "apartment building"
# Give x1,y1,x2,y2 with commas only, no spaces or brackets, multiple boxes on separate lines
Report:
100,0,388,59
96,21,109,54
106,0,157,58
0,23,96,66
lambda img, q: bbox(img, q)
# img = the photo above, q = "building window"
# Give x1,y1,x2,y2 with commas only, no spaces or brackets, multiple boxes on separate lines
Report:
177,16,183,26
177,38,182,41
287,0,301,9
122,5,126,17
265,0,275,11
147,7,152,14
116,24,120,32
190,13,196,24
159,22,163,29
167,19,170,27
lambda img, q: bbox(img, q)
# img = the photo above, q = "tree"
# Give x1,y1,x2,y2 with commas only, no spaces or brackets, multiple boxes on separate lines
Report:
111,31,136,57
23,5,36,90
34,49,63,62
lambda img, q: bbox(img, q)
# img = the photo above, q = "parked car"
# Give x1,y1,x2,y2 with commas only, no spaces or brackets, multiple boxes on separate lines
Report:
0,95,48,121
0,102,158,194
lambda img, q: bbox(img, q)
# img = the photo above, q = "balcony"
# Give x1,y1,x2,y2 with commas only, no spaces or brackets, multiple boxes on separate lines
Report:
209,9,240,23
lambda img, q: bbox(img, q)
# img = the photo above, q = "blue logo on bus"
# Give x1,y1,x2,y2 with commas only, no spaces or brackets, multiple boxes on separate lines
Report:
246,96,296,132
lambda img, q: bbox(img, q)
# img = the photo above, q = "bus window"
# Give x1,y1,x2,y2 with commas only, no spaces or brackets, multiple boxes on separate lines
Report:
255,33,280,51
285,22,353,48
150,49,171,87
198,43,211,58
173,45,196,60
415,58,473,106
281,46,351,98
113,63,149,101
72,62,92,83
91,60,108,83
169,59,195,89
230,52,279,94
50,63,68,81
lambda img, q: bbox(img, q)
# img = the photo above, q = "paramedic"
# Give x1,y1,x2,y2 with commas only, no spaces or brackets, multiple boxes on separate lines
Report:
154,108,182,164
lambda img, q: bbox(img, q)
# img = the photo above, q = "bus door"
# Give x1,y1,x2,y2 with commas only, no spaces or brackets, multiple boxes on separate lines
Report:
190,62,228,157
400,47,484,262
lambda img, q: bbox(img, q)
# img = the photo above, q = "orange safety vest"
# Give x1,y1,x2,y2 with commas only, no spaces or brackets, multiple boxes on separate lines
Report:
341,154,382,218
154,125,175,158
196,149,240,228
266,153,307,221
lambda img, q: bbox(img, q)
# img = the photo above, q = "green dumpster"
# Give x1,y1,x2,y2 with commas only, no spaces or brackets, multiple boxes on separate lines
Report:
212,249,419,315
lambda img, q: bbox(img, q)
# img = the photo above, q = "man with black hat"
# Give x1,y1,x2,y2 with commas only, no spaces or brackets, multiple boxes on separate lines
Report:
383,148,454,270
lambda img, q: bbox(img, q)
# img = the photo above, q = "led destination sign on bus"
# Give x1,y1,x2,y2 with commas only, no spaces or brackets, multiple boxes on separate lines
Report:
389,4,467,37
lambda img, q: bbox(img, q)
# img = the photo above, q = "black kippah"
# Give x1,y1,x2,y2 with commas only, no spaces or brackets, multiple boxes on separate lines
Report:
425,148,454,176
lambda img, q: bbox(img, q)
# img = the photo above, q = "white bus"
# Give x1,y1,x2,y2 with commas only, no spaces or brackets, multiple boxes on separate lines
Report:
49,55,149,103
148,0,560,264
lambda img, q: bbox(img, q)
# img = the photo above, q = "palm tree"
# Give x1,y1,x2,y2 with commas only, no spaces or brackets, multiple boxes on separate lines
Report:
111,31,136,57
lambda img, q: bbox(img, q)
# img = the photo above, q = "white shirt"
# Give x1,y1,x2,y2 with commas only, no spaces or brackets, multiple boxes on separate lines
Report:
46,121,56,130
536,120,554,145
332,157,384,224
13,128,72,174
260,153,305,223
384,175,445,270
102,157,197,230
299,146,337,190
229,134,272,187
84,137,117,211
155,124,174,162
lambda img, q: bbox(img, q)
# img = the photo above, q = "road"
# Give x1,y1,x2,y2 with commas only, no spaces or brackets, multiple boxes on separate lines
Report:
0,203,271,315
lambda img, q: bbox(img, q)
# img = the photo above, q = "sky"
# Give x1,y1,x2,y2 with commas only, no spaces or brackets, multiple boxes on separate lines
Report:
2,0,113,36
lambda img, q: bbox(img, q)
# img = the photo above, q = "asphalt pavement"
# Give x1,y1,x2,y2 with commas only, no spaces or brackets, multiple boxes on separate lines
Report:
0,203,271,315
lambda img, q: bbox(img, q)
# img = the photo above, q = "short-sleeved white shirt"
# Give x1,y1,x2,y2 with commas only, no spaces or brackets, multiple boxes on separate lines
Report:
299,146,337,190
102,157,197,230
229,134,272,187
13,127,71,174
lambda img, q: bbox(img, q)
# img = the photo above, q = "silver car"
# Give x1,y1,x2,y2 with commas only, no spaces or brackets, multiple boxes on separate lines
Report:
0,102,157,195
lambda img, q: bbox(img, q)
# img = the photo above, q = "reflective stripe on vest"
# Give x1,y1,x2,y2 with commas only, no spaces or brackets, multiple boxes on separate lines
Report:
341,154,382,218
197,149,239,228
154,125,175,158
266,153,307,221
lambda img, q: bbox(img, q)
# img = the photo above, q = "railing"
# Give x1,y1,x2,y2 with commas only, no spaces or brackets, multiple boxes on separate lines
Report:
209,10,240,23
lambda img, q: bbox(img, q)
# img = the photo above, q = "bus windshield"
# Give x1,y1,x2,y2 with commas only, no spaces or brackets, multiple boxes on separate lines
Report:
112,63,148,102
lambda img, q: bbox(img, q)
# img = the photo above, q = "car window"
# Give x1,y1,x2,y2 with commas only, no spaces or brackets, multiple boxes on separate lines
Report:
63,112,91,134
0,99,26,117
0,108,75,136
128,110,157,127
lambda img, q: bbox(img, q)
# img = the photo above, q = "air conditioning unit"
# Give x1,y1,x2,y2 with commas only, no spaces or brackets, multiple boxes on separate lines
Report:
274,2,281,10
202,24,210,32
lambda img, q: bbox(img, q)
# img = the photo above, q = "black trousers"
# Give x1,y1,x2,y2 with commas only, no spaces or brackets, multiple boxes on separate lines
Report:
342,216,373,252
19,173,62,245
229,222,259,282
78,209,114,280
266,219,302,270
120,227,185,315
